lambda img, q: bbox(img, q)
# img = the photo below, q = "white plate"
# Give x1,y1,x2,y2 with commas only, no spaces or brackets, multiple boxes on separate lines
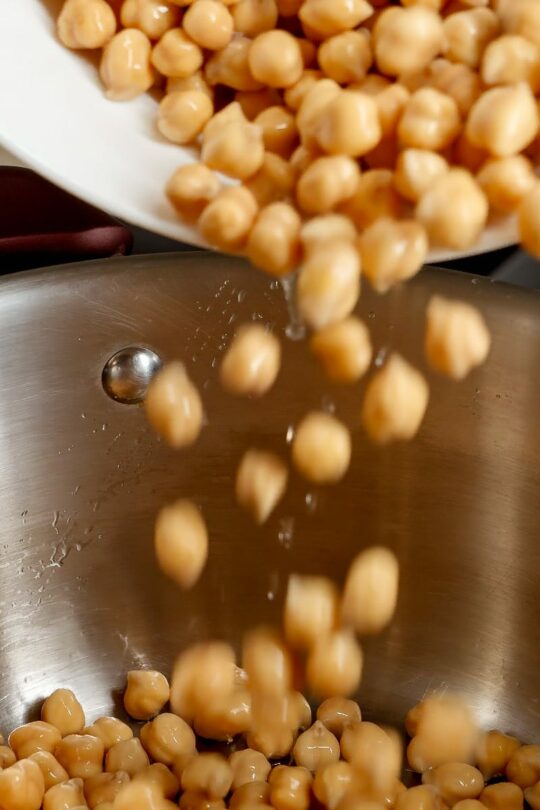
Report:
0,0,519,263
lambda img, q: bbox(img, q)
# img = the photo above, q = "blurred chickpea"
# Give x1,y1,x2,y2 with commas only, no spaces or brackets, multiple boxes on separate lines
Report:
193,686,252,741
425,295,491,380
139,712,196,766
254,107,298,158
55,734,104,779
158,90,213,144
476,730,521,780
58,0,116,49
123,670,170,721
221,324,281,397
394,149,448,203
416,168,488,250
114,780,169,810
9,722,61,759
236,88,281,119
181,754,233,798
297,242,361,331
313,761,354,810
296,78,341,147
498,0,540,48
315,91,381,157
100,28,154,99
341,722,401,796
233,0,278,36
443,8,499,68
362,355,429,445
423,763,483,805
199,186,258,252
166,163,221,222
0,744,15,769
205,37,262,91
121,0,180,39
292,411,352,484
134,762,179,799
297,156,360,215
229,749,271,789
374,84,410,138
341,546,399,635
284,574,338,650
179,793,226,810
284,71,323,112
482,35,540,92
154,498,208,589
299,0,373,39
506,745,540,788
246,726,295,760
339,170,403,230
236,448,288,524
182,0,233,49
398,88,460,151
170,642,236,724
481,782,524,810
394,785,446,810
358,218,428,294
407,695,479,772
466,84,539,158
84,771,130,808
519,183,540,258
269,765,312,810
293,722,340,772
202,120,264,181
290,692,312,732
248,31,303,88
247,202,301,276
145,360,203,448
317,698,361,739
245,153,297,207
230,781,271,808
431,61,481,117
83,717,133,752
243,627,293,696
151,27,203,78
318,31,372,85
43,777,84,810
300,215,356,257
373,6,443,76
306,630,363,699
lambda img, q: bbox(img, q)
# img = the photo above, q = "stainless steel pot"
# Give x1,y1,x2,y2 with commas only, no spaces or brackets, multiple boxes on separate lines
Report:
0,252,539,739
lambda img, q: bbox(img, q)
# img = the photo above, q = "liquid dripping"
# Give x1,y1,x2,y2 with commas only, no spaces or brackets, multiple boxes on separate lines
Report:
280,275,306,342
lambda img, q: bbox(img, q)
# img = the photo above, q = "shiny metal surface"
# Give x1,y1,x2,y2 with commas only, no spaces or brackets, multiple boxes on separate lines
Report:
102,346,162,404
0,252,539,738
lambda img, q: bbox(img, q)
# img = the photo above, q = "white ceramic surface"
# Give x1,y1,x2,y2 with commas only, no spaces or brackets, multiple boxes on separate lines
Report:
0,0,519,261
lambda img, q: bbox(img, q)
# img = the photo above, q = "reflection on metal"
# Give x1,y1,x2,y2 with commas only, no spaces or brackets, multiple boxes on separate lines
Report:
102,346,162,404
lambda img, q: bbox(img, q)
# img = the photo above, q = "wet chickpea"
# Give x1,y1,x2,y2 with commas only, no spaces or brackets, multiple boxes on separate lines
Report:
518,183,540,258
373,6,443,76
246,202,301,276
247,693,300,756
313,761,354,810
181,754,233,798
158,90,213,144
245,153,297,207
498,0,540,47
0,744,16,769
443,8,499,68
151,28,203,78
220,324,280,397
154,499,208,589
100,28,154,99
425,295,491,380
145,361,203,449
139,712,196,766
341,722,401,795
134,762,180,799
236,448,288,524
55,734,104,779
84,771,130,808
317,698,362,738
339,170,403,230
284,71,323,112
179,792,227,810
362,354,429,445
296,78,341,147
506,744,540,788
375,84,410,138
167,71,213,98
297,156,360,215
104,738,148,777
166,163,221,223
242,627,293,696
229,749,271,789
481,782,524,810
293,722,340,772
170,642,236,724
318,31,372,85
43,777,84,810
394,785,445,810
358,218,428,294
284,574,339,650
28,752,67,791
466,84,539,158
58,0,116,49
9,723,62,759
398,88,460,152
0,759,44,810
82,717,133,752
341,547,399,635
254,107,298,158
476,730,521,780
482,35,540,91
407,695,479,772
298,0,373,39
290,692,312,732
114,780,169,810
205,37,262,91
202,120,265,181
248,31,303,88
292,411,352,484
121,0,180,39
300,215,356,256
193,686,252,741
394,149,449,203
269,765,312,810
199,186,258,252
182,0,233,49
423,763,483,805
246,725,295,760
123,670,170,721
306,630,363,699
230,780,271,808
236,88,280,120
233,0,278,37
416,168,488,250
297,242,361,331
315,91,380,157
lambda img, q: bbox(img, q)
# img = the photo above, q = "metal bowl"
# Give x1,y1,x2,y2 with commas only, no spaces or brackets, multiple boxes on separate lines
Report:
1,252,539,739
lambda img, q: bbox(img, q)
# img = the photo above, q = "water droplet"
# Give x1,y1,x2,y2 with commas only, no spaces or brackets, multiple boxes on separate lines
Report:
471,278,479,285
267,590,275,601
237,290,246,303
305,492,318,514
286,425,295,444
81,412,87,420
375,347,388,368
321,395,336,414
278,517,295,550
280,276,307,342
102,423,107,431
368,311,376,320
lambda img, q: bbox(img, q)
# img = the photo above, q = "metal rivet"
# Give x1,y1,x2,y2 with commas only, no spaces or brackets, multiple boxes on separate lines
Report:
102,346,162,404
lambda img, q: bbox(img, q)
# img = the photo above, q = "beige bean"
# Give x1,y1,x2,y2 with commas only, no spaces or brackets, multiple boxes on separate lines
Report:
284,70,323,112
443,8,500,68
358,218,428,294
0,744,15,769
306,630,363,699
183,0,234,50
139,712,196,766
341,722,401,796
482,35,540,92
151,27,203,78
121,0,180,39
158,90,213,144
133,762,180,799
284,574,339,650
205,37,262,91
154,499,208,589
236,448,288,524
374,6,443,76
84,771,130,808
170,642,236,724
507,745,540,788
394,784,446,810
476,730,521,779
425,295,491,380
249,31,303,88
9,722,61,759
220,324,281,397
269,765,312,810
123,670,169,721
297,242,361,331
193,687,252,741
166,163,220,223
398,88,460,151
316,697,362,738
243,627,293,696
300,215,356,256
246,202,301,276
229,749,271,789
423,763,483,806
299,0,374,39
245,153,297,207
339,169,403,230
406,695,479,772
315,91,381,157
341,546,399,635
181,754,233,798
313,761,354,810
254,107,298,158
481,781,524,810
292,411,352,484
498,0,540,47
466,84,539,158
229,781,271,808
43,777,83,810
202,120,264,181
394,149,449,203
318,31,372,84
293,722,340,772
55,735,104,779
199,187,258,252
58,0,116,49
233,0,279,37
28,752,67,791
82,718,133,752
145,361,203,448
0,760,45,810
297,156,360,215
416,168,488,250
100,28,154,99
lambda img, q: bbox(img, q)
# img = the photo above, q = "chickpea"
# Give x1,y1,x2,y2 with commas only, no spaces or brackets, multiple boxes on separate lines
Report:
246,725,295,760
151,27,203,78
114,780,169,810
166,163,220,223
246,202,301,277
318,31,372,85
341,722,401,795
306,630,363,699
158,90,213,144
205,37,262,91
292,411,352,484
373,7,443,76
28,752,67,791
313,91,381,157
236,448,288,524
300,215,356,256
481,782,524,810
139,712,196,766
182,0,233,49
242,627,293,696
276,0,302,14
167,71,213,98
398,88,460,151
247,692,298,755
394,785,444,810
519,183,540,257
313,761,354,810
431,61,481,117
123,670,169,721
206,100,249,149
154,498,208,588
317,698,362,738
482,35,540,92
43,778,84,810
290,692,312,732
284,71,323,112
104,738,147,777
230,781,271,808
297,242,361,331
423,763,483,806
269,766,312,810
121,0,180,39
170,642,236,723
425,295,491,380
245,153,297,207
498,0,540,48
221,324,281,397
202,122,264,181
8,722,61,760
293,722,340,772
506,745,540,788
134,762,180,799
339,170,403,230
181,754,233,798
284,574,339,650
0,759,44,810
358,218,428,294
254,107,298,158
476,730,521,779
407,695,479,772
297,156,360,215
443,8,499,68
179,792,226,810
199,186,258,252
193,686,252,741
0,744,15,769
100,28,154,99
394,149,449,203
298,0,373,39
341,546,399,635
145,361,203,448
84,771,130,808
374,84,410,138
229,749,271,789
58,0,116,49
55,734,104,779
296,78,341,147
362,354,429,445
416,168,488,250
248,31,303,89
39,690,84,738
83,717,133,752
466,84,539,158
233,0,278,37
